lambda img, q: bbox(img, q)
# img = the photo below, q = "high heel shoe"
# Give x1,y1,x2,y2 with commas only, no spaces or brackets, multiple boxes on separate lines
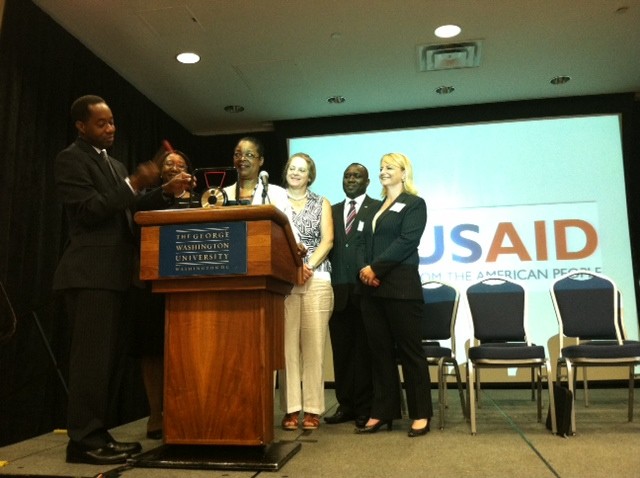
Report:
354,419,393,434
407,419,430,437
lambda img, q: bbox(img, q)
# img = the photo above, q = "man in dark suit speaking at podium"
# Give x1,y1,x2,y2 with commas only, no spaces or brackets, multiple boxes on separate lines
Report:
53,95,191,465
325,164,381,428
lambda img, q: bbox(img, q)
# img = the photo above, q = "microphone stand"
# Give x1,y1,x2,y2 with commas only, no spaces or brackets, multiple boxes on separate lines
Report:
189,179,197,208
260,173,269,204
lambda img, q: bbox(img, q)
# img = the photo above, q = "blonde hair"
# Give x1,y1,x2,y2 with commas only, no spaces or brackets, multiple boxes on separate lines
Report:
379,152,418,196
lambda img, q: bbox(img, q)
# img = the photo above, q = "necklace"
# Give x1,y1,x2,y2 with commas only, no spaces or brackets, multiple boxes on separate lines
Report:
238,182,257,200
287,191,308,201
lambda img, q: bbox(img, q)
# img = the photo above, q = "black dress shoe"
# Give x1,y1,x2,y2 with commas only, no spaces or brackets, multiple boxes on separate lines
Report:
146,429,163,440
355,415,369,428
407,420,430,437
66,441,130,465
324,409,355,424
107,440,142,454
354,419,393,434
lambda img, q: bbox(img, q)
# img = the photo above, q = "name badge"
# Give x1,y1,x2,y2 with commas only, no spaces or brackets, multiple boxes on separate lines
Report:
390,202,406,212
357,220,364,232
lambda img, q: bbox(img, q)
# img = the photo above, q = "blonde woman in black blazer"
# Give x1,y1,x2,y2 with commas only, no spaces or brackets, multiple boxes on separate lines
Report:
355,153,432,437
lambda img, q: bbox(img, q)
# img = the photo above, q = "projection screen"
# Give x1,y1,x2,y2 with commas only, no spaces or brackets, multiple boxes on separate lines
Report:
288,114,637,365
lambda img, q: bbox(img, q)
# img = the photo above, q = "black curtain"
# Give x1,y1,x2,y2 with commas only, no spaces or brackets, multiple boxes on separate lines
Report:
0,0,169,446
0,0,283,446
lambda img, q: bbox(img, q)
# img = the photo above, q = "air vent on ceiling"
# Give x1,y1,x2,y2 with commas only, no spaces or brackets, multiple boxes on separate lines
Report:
417,40,482,72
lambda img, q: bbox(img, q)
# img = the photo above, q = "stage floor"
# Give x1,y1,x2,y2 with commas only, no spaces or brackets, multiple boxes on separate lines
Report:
1,388,640,477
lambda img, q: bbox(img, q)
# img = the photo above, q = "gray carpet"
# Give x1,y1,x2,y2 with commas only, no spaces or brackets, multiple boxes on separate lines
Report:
1,388,639,478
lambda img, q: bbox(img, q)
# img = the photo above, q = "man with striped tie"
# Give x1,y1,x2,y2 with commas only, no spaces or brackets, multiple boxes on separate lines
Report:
325,164,381,428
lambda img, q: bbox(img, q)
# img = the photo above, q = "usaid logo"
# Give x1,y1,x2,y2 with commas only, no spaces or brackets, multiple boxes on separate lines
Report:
418,202,602,290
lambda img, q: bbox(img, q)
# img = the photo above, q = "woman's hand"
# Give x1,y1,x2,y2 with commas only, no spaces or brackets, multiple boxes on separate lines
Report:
359,265,380,287
296,242,308,259
301,263,315,283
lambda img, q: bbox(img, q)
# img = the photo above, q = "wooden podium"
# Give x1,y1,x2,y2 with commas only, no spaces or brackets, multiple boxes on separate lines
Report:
133,205,302,470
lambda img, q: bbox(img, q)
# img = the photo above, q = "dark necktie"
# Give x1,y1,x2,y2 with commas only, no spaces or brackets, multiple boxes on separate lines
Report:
101,149,134,232
101,149,120,184
345,200,357,234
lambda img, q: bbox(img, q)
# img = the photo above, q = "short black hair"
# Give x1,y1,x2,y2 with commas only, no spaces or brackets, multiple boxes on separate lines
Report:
237,136,264,157
345,162,369,177
70,95,106,123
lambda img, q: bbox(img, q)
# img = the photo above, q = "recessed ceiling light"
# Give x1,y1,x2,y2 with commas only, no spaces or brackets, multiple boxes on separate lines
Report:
550,75,571,85
224,105,245,113
327,96,346,104
435,85,455,95
434,24,461,39
176,52,200,64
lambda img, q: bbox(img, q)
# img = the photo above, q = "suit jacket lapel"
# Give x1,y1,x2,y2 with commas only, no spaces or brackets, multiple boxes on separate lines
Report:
336,202,350,242
77,138,116,185
375,193,405,227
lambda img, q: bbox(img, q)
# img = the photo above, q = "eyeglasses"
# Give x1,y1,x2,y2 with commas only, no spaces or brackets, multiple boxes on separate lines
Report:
163,160,187,171
233,151,259,160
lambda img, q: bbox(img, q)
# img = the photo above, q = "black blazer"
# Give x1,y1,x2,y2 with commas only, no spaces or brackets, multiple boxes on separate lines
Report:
356,192,427,301
329,195,382,312
53,138,166,291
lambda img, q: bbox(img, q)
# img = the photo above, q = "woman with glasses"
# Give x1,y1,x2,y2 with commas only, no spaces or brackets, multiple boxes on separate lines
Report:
156,150,197,207
223,136,288,210
133,149,195,440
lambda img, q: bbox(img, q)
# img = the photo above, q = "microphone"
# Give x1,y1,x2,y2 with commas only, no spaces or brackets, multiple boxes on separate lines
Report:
259,170,269,204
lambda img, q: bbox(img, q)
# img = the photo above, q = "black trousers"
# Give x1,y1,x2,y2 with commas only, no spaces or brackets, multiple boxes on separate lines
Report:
64,288,128,448
328,293,373,417
360,296,433,420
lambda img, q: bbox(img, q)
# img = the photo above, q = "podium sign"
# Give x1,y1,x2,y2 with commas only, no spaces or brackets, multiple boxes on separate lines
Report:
135,206,301,449
158,221,247,277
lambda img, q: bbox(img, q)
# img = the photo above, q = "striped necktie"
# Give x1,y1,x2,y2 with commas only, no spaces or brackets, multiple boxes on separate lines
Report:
345,200,357,234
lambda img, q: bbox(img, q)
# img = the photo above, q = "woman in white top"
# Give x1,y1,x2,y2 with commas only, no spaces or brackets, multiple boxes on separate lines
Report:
223,136,288,210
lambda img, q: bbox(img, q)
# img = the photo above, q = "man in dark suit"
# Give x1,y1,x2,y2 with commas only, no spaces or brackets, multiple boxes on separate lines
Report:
53,95,190,465
325,163,381,428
